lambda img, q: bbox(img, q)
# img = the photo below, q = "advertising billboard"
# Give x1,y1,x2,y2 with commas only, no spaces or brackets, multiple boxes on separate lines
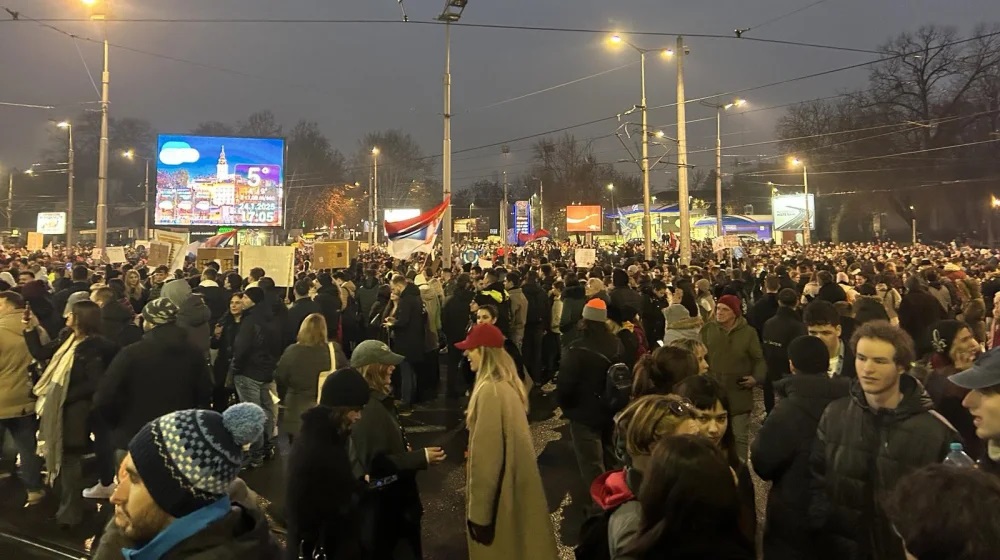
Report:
566,205,602,232
513,200,533,236
37,212,67,235
155,134,285,227
772,194,816,231
384,208,421,223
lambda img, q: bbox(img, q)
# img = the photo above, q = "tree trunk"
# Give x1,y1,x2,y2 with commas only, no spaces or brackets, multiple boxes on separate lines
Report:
829,201,848,243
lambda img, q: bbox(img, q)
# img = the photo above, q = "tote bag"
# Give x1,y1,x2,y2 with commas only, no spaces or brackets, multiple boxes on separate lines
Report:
316,343,338,403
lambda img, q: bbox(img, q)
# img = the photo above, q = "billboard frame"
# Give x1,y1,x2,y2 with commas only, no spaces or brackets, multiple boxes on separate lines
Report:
154,133,287,229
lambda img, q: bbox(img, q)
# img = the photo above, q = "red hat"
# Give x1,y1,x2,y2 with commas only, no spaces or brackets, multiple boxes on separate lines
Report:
455,323,506,350
717,294,743,318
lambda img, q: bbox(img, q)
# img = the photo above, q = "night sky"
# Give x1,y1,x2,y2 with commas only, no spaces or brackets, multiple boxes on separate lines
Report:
2,0,999,196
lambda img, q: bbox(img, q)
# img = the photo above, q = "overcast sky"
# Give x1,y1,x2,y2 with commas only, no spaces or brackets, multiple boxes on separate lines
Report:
2,0,999,202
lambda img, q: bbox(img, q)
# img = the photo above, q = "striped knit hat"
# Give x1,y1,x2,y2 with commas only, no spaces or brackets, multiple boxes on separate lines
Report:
582,298,608,322
127,403,265,517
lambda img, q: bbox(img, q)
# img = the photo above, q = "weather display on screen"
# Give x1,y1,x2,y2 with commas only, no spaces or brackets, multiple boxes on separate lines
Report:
154,134,285,227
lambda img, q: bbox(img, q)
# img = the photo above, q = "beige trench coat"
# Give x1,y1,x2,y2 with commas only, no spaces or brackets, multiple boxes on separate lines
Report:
466,378,558,560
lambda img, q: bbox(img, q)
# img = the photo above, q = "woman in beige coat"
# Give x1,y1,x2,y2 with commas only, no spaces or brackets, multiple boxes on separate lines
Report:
457,323,558,560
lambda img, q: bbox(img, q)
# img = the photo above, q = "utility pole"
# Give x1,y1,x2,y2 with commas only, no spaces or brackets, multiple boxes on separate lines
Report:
802,164,811,245
6,173,11,231
640,49,653,261
715,107,723,238
676,35,691,265
67,125,75,246
372,147,379,245
143,157,150,239
438,0,467,262
538,177,544,230
96,37,110,253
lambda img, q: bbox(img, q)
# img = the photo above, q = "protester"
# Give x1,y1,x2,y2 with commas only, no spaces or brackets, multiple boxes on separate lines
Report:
90,286,141,348
53,264,91,317
505,270,527,348
274,313,347,443
286,368,370,560
458,323,558,559
383,274,424,410
631,346,699,398
760,288,807,412
898,275,946,349
26,299,117,527
810,321,959,560
752,335,849,560
921,319,982,457
804,299,858,379
91,404,281,559
442,273,476,399
699,294,765,460
285,278,320,348
123,269,147,313
162,277,212,355
948,348,1000,474
210,292,243,412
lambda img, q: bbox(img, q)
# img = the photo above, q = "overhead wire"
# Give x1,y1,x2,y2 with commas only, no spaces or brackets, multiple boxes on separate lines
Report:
740,0,831,35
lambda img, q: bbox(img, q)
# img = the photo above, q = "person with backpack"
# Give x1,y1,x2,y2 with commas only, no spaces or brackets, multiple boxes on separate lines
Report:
557,298,626,502
579,394,700,560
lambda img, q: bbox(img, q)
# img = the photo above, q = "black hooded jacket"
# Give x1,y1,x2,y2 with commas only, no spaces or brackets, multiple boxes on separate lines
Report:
229,302,282,383
808,375,959,560
559,284,587,338
752,374,849,560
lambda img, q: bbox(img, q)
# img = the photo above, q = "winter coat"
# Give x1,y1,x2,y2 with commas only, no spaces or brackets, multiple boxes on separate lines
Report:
466,377,558,560
875,285,901,322
52,280,90,316
313,285,343,341
521,282,550,330
193,282,229,329
746,293,779,341
700,318,767,415
609,286,644,317
591,467,640,560
389,283,428,362
442,288,475,346
641,292,667,345
285,297,321,348
507,287,528,346
926,282,952,315
350,389,427,559
817,283,847,304
94,323,212,450
660,303,701,346
638,532,754,560
809,375,959,560
959,297,987,343
286,406,366,560
557,329,624,430
356,279,381,321
0,311,40,419
761,307,808,383
229,303,282,383
211,313,241,387
417,276,445,336
92,499,281,560
559,284,587,334
24,292,63,340
924,365,982,459
163,280,213,355
751,374,849,560
898,290,945,348
274,342,347,437
25,329,118,452
100,299,142,349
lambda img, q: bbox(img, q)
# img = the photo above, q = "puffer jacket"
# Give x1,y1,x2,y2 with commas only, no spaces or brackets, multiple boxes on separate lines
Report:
0,311,39,419
752,374,849,560
809,374,959,560
700,317,766,415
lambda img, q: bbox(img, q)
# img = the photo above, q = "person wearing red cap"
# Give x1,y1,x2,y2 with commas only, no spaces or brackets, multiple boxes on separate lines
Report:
700,293,765,462
456,323,557,559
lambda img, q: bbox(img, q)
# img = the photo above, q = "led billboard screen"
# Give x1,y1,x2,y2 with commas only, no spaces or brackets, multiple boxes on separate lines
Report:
155,134,285,227
566,205,602,232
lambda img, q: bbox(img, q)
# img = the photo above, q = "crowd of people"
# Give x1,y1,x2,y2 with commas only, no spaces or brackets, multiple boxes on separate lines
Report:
0,237,999,559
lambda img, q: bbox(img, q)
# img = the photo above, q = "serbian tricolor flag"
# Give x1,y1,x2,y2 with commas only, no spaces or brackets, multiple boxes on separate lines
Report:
517,229,550,245
384,196,450,259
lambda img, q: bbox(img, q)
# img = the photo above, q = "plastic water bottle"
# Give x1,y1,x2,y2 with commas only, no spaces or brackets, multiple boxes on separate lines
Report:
943,442,977,468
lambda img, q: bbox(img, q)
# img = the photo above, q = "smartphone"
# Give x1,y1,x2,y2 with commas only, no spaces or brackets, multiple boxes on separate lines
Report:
66,262,73,271
368,474,398,490
23,301,31,323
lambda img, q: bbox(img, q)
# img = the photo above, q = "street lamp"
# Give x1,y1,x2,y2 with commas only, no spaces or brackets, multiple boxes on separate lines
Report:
789,158,811,245
607,183,617,238
123,149,151,238
700,98,746,238
439,0,469,262
609,33,688,263
531,175,544,230
82,0,111,253
7,168,35,231
371,147,379,246
54,121,76,246
909,205,917,244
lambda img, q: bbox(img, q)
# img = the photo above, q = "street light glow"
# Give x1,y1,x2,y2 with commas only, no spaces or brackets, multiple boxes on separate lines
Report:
607,183,614,191
123,149,134,159
25,169,34,176
371,147,380,156
660,49,674,58
789,157,803,167
610,34,622,44
57,121,70,129
654,130,665,138
81,0,96,4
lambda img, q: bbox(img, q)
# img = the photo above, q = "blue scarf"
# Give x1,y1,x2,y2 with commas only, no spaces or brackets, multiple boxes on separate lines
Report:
122,496,232,560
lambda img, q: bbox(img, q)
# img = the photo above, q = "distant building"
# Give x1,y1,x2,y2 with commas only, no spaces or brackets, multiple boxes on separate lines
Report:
217,145,229,181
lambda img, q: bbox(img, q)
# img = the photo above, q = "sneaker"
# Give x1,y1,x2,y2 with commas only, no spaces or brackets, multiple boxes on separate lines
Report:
82,482,115,500
25,490,45,506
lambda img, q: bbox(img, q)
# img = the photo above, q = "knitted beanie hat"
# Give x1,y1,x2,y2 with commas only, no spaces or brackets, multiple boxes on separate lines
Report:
128,403,265,518
717,295,743,318
788,335,830,375
582,298,608,322
244,287,265,305
142,297,179,326
929,320,966,357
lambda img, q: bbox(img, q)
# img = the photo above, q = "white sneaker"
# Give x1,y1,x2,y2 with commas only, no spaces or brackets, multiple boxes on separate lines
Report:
82,482,115,499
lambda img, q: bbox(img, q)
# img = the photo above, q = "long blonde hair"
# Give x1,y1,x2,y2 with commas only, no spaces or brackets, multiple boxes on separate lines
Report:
616,394,696,459
466,346,527,421
297,313,328,346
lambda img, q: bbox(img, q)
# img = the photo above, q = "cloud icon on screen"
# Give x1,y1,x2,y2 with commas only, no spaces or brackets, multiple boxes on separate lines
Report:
158,141,201,165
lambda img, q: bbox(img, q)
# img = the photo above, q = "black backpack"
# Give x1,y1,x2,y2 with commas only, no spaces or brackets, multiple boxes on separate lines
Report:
571,346,633,415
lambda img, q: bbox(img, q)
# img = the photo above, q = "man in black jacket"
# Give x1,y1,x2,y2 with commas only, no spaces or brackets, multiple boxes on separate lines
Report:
313,272,343,342
94,298,211,462
640,279,668,346
816,270,848,304
761,288,807,412
229,288,282,466
748,274,781,341
285,279,320,348
753,335,848,560
804,299,857,380
52,264,91,317
520,270,549,386
441,274,475,399
193,267,229,331
385,275,424,410
809,322,959,560
90,287,142,348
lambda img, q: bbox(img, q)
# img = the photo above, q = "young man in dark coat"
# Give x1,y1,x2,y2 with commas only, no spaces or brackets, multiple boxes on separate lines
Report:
285,278,321,348
441,273,475,399
385,275,425,409
761,288,808,412
804,299,857,380
193,267,229,331
747,274,781,341
753,335,849,560
809,322,959,560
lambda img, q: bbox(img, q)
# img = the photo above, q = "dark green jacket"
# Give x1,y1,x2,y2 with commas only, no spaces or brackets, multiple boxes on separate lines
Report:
700,317,766,415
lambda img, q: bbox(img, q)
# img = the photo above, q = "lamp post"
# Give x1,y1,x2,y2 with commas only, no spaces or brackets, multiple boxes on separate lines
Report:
83,0,111,253
57,121,75,246
910,205,917,245
790,158,811,245
610,34,683,262
607,183,616,237
7,169,34,231
123,149,151,239
438,0,468,262
371,147,379,246
700,99,746,238
531,175,544,230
